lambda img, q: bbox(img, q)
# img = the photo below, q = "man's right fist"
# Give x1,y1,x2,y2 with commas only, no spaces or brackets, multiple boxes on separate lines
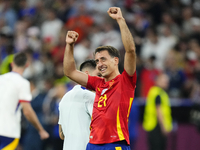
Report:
66,31,79,45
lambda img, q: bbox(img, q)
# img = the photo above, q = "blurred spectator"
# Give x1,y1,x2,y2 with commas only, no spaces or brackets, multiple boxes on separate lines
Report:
26,0,41,7
188,38,200,60
0,26,14,62
18,0,36,19
184,39,199,79
31,1,47,27
194,60,200,84
22,78,47,150
74,37,92,68
53,63,70,85
89,21,123,55
14,19,31,52
181,7,195,36
27,26,41,53
35,52,55,90
100,22,123,51
85,0,113,24
65,4,93,43
85,0,113,14
164,50,187,98
126,11,150,37
41,8,63,46
0,44,14,74
39,53,54,79
143,73,173,150
43,83,66,150
52,0,76,23
89,24,104,51
139,55,161,97
190,60,200,101
171,39,188,69
0,0,17,32
157,12,180,37
159,25,178,51
146,0,166,25
50,29,66,65
141,27,174,70
167,0,182,25
23,49,44,82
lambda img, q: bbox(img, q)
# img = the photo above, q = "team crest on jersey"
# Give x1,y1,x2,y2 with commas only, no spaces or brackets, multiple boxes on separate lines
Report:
109,80,115,89
101,88,108,95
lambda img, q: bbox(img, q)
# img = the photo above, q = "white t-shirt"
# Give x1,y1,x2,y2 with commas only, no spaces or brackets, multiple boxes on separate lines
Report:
58,85,95,150
0,72,32,138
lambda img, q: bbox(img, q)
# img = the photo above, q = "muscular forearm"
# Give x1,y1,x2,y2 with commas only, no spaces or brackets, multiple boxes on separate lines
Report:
116,14,136,75
63,43,77,77
117,18,135,53
23,104,44,132
63,31,88,86
21,102,49,140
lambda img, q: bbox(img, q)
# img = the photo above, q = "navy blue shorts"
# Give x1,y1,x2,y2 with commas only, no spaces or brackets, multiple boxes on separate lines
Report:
0,135,19,150
86,140,131,150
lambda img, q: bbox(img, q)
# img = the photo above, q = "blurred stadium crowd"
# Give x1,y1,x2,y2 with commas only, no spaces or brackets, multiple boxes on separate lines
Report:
0,0,200,150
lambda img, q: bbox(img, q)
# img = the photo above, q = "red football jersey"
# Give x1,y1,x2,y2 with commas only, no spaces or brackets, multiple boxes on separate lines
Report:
86,70,137,144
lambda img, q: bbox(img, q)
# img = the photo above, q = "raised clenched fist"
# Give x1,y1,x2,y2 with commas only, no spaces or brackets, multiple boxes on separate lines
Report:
107,7,123,20
66,31,79,45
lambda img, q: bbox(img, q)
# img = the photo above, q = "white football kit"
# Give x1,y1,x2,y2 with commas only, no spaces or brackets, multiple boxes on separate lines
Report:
58,85,95,150
0,72,32,138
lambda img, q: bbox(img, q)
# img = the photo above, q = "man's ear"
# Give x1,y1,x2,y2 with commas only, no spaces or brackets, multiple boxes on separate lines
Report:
25,62,29,68
114,57,119,65
85,70,89,75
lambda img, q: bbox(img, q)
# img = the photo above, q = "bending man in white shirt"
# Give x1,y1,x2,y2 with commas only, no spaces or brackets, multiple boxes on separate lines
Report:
58,59,101,150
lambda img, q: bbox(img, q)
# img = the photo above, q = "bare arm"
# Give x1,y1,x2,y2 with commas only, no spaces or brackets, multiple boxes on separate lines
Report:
59,125,65,140
21,102,49,140
107,7,136,76
63,31,88,87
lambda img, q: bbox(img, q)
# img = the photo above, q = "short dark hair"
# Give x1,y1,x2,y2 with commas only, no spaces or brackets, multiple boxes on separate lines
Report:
80,59,96,71
94,46,120,59
13,52,27,67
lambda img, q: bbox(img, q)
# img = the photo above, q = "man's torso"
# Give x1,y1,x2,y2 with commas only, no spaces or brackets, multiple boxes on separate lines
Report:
87,71,137,144
0,72,32,138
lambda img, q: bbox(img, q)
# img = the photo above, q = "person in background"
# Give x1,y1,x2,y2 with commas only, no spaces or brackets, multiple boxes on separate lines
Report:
43,82,66,150
58,59,101,150
22,78,47,150
0,51,49,149
0,44,14,74
143,73,173,150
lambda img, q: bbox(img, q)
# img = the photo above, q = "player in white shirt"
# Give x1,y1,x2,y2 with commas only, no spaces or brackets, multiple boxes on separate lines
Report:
0,52,49,149
58,59,101,150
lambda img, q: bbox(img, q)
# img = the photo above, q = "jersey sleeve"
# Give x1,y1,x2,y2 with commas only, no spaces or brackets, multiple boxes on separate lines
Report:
58,100,62,125
86,75,103,91
19,80,32,102
122,69,137,89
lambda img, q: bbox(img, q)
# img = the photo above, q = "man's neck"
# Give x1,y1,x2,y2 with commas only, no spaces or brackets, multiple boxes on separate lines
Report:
12,68,24,76
104,71,120,82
